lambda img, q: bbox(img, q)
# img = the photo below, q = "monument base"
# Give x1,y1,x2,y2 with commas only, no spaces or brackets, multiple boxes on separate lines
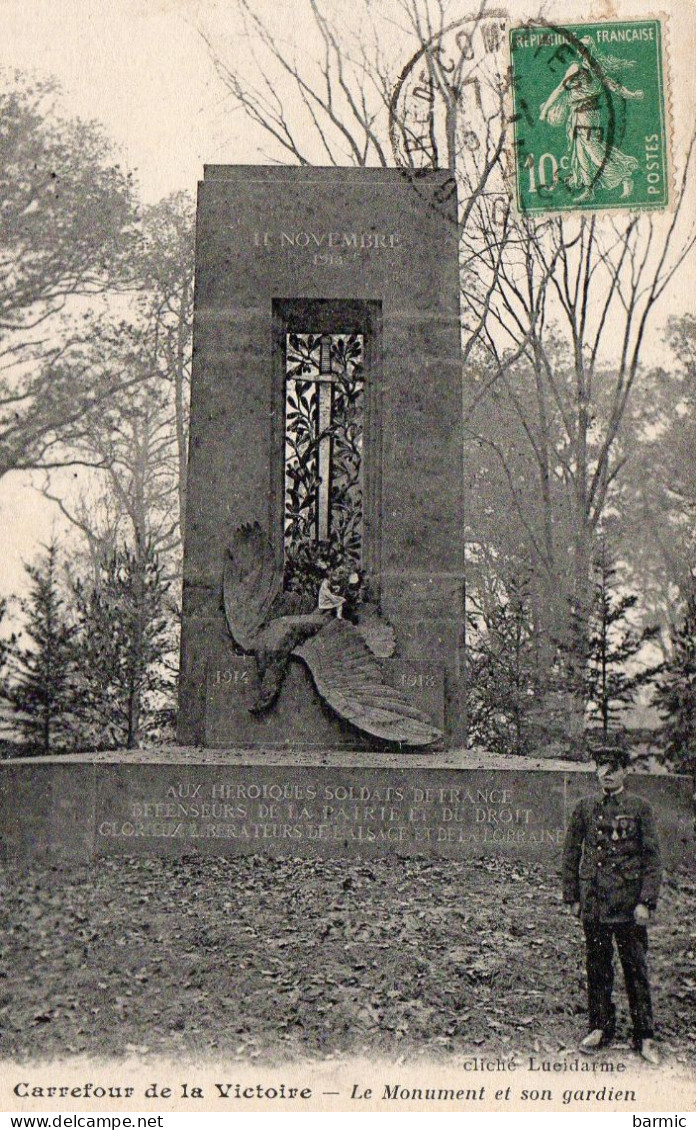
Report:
1,749,691,866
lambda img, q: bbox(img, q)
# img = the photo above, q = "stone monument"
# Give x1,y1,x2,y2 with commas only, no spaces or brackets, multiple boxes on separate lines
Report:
177,166,466,750
1,166,691,867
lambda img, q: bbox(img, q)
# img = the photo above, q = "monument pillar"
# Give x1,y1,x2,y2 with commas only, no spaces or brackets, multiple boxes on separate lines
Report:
178,167,466,749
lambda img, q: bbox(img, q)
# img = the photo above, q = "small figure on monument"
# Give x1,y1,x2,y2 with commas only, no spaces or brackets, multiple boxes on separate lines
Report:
562,740,662,1064
317,567,361,618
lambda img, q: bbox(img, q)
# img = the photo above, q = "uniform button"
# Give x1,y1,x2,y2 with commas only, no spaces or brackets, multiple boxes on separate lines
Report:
597,862,602,868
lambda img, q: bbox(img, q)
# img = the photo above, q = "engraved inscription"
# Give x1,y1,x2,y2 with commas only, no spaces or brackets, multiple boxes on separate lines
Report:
399,671,436,688
97,777,565,850
212,669,250,686
252,230,401,251
211,665,435,694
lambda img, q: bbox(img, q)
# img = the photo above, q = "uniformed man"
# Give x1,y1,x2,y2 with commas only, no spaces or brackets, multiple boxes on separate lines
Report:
562,742,662,1064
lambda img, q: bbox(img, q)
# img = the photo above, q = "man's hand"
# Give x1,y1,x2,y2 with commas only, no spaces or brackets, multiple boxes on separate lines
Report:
571,901,581,918
634,903,650,925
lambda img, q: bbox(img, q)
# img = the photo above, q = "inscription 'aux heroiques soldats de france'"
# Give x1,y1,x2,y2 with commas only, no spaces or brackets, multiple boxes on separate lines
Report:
97,779,567,850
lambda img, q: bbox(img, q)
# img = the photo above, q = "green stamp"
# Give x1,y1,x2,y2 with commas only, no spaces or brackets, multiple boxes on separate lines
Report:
509,20,669,214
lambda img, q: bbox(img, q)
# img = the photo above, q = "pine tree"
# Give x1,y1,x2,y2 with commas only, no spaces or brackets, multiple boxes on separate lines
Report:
0,598,18,752
465,573,547,757
6,543,79,755
653,580,696,773
73,544,175,749
585,544,661,737
0,599,12,683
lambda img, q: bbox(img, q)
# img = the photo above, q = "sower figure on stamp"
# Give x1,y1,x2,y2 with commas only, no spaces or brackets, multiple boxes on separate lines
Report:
562,742,662,1064
538,38,644,203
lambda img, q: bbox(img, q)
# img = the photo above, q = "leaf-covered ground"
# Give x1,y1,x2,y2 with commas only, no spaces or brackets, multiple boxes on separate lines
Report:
1,855,694,1065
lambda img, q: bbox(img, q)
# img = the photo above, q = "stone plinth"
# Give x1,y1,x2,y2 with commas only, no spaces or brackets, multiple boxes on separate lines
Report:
1,756,691,866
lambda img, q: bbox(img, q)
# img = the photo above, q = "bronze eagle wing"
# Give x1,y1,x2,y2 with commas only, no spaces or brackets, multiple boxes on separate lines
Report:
294,618,442,746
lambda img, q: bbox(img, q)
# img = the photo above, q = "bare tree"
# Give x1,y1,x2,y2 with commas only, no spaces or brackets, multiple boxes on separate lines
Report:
200,0,391,167
201,0,696,750
34,194,193,591
465,141,696,744
133,193,194,533
40,323,183,589
0,74,138,484
613,316,696,631
201,0,525,360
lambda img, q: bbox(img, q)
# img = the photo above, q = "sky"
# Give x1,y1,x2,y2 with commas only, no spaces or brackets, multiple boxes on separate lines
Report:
0,0,225,600
1,0,231,203
0,0,694,603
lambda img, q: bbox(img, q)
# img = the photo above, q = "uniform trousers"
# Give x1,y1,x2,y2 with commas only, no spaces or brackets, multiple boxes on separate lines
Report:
583,920,654,1044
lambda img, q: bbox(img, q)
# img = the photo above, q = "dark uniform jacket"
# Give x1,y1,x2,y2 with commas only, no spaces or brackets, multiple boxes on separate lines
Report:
562,789,662,922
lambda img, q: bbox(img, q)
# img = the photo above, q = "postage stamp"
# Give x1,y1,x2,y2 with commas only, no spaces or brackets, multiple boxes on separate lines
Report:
509,20,670,214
